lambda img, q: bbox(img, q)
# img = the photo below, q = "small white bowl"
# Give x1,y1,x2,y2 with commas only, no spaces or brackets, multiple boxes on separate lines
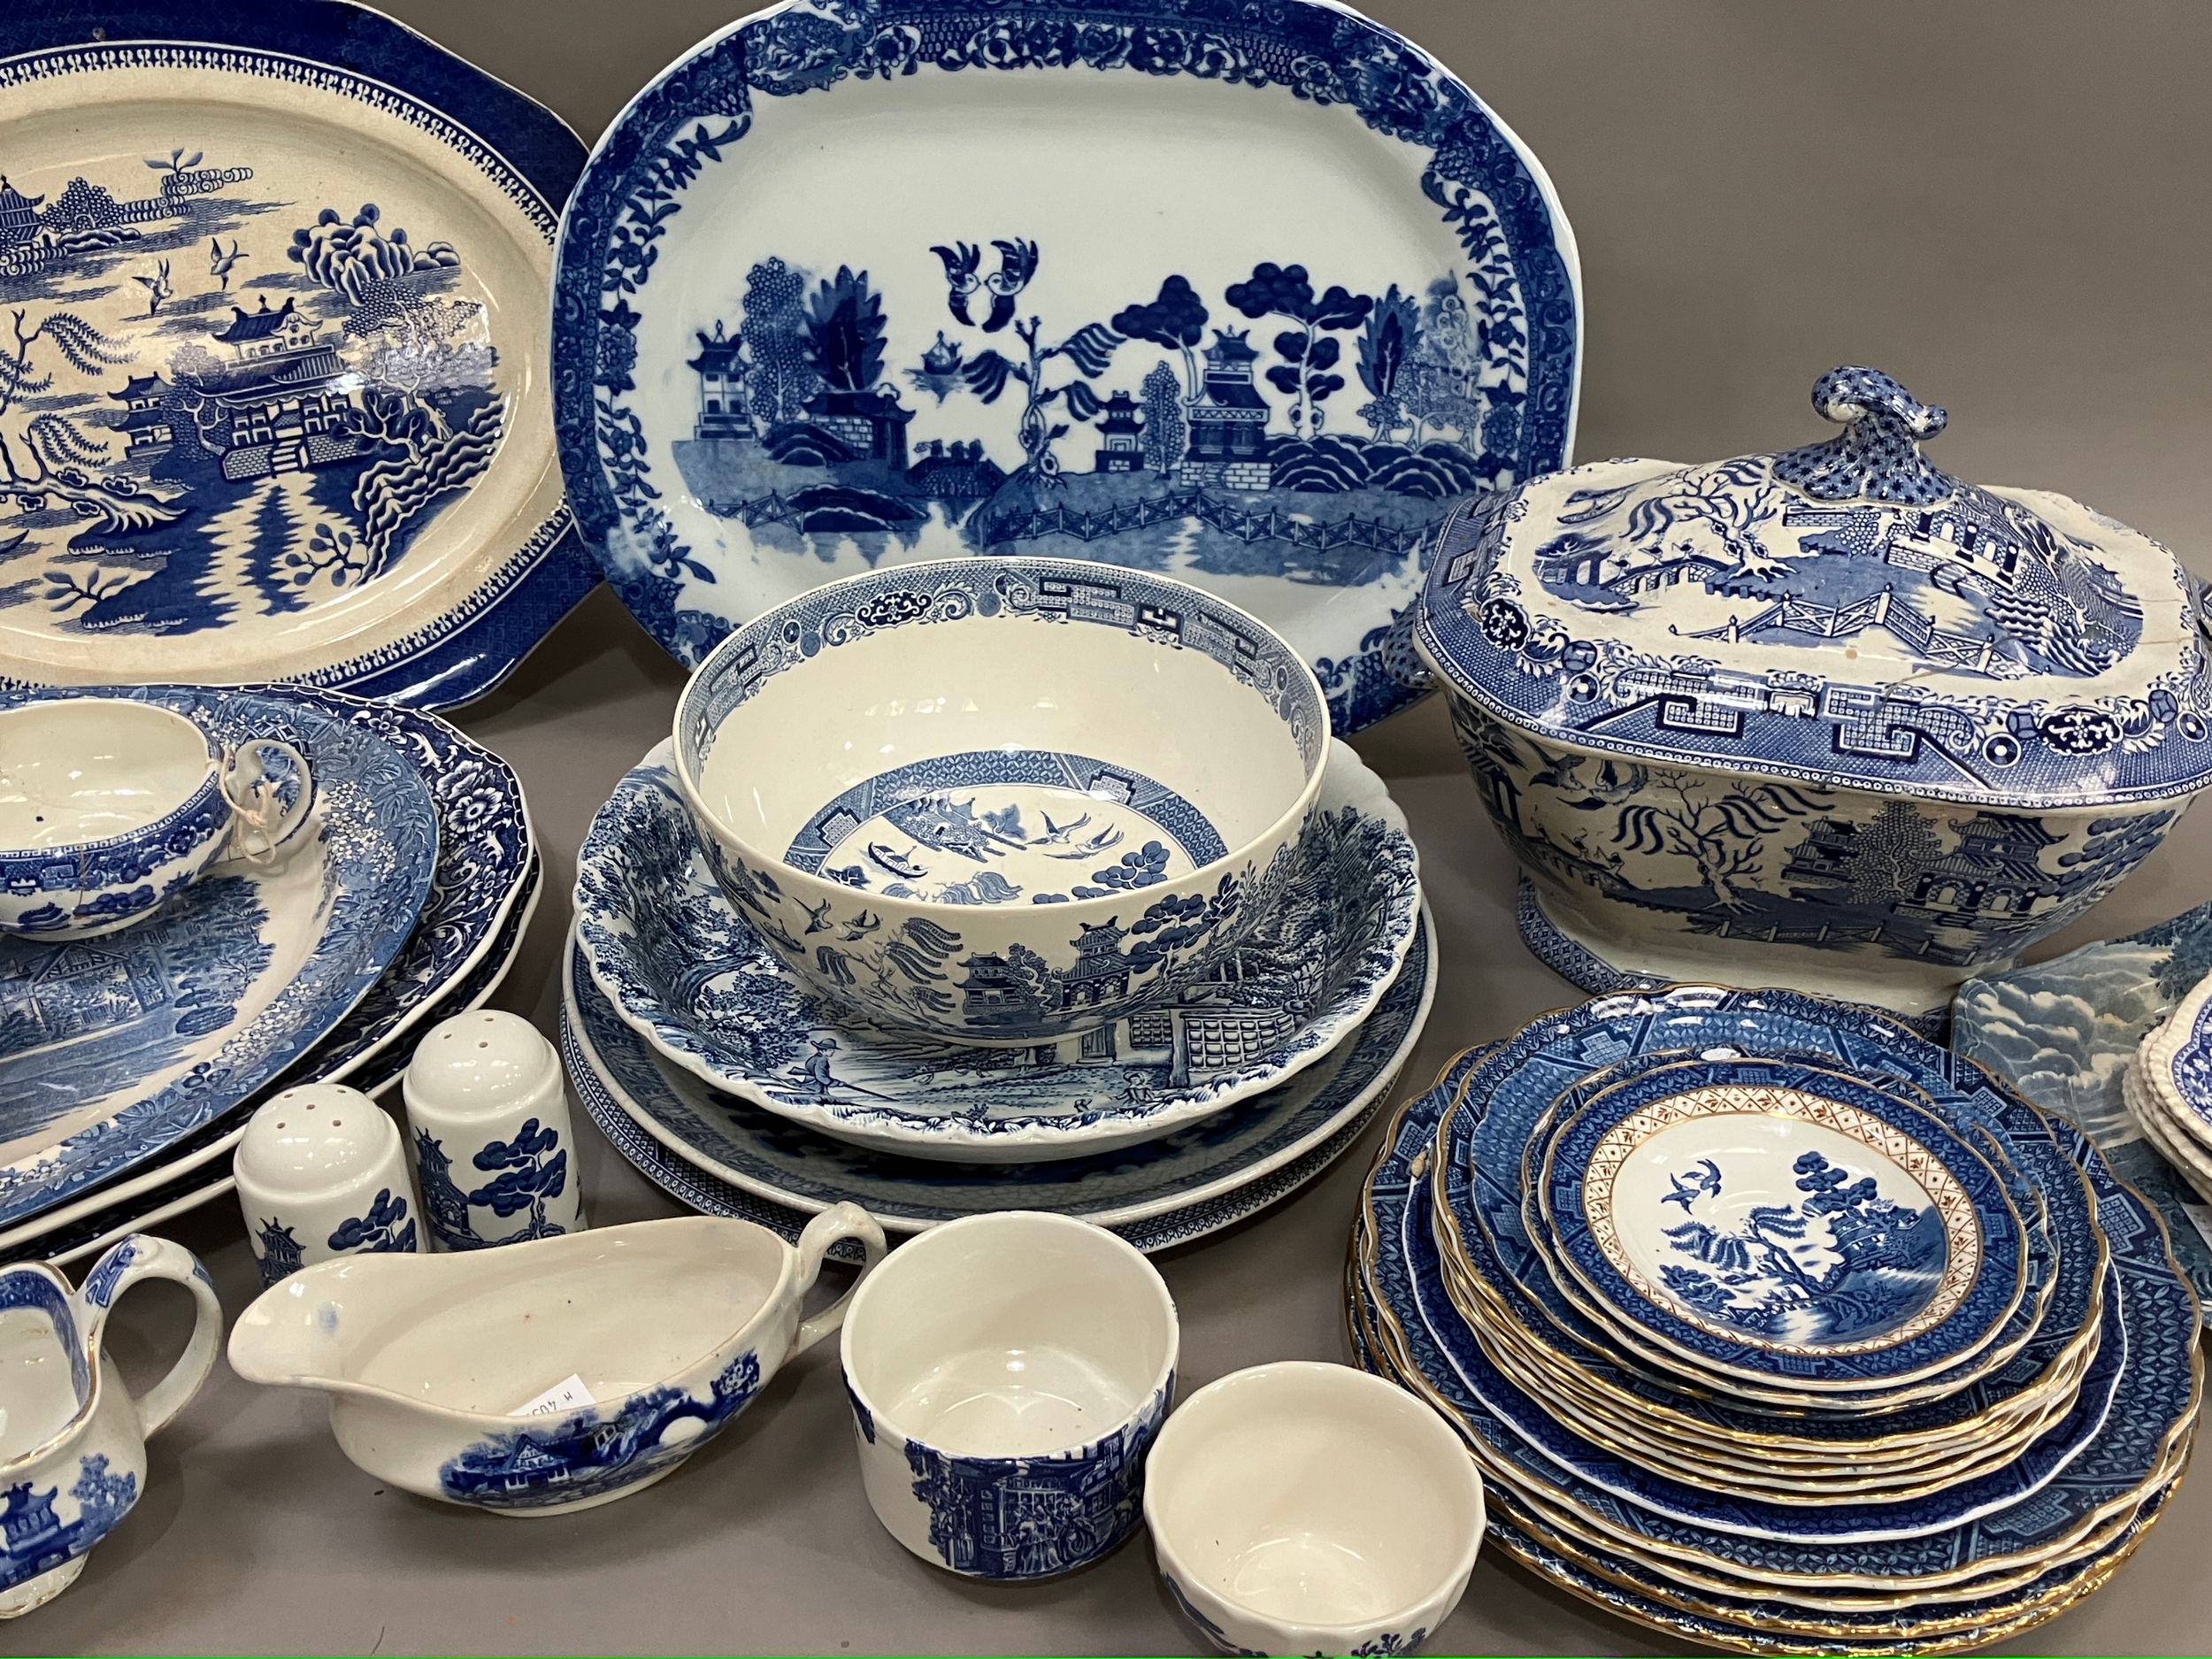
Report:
839,1210,1178,1579
672,557,1329,1047
1144,1362,1485,1656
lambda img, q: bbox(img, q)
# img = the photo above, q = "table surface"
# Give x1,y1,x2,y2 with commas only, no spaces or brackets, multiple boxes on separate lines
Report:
30,2,2212,1653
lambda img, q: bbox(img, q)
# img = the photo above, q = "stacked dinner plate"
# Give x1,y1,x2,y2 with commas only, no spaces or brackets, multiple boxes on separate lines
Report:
2126,972,2212,1205
564,740,1432,1253
1350,985,2204,1655
0,685,538,1268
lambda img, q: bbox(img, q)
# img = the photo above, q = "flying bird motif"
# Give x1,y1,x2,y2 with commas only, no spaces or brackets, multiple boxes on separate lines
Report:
838,910,882,942
1662,1158,1723,1214
208,237,247,290
930,236,1036,334
801,895,837,935
132,258,173,317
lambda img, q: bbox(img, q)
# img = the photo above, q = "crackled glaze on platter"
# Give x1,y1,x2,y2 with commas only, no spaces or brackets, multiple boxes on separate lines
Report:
0,1,596,707
553,0,1581,734
577,739,1418,1159
563,904,1432,1238
0,683,435,1228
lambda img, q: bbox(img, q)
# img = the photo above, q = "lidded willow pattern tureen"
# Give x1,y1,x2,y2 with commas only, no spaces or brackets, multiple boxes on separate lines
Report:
1416,365,2212,1024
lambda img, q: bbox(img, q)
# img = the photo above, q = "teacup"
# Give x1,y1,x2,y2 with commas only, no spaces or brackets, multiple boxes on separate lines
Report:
840,1210,1177,1579
0,696,315,940
227,1206,886,1515
0,1235,224,1617
1143,1362,1486,1656
672,557,1328,1047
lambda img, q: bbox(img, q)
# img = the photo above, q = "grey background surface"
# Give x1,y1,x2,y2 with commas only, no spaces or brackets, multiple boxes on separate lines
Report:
27,2,2212,1653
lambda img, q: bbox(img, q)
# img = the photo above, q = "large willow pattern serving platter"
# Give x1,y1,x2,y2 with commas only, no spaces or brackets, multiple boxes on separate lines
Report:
0,0,596,708
553,0,1580,734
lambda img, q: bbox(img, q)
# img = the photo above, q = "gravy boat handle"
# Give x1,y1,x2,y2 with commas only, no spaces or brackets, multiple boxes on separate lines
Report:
72,1234,225,1440
792,1202,887,1355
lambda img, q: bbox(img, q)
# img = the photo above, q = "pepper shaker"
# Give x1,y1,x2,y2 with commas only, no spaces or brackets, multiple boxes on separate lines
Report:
402,1009,584,1251
234,1084,422,1288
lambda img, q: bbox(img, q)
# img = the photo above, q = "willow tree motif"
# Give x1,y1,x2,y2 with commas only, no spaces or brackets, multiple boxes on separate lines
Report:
1613,780,1828,910
1355,283,1422,439
0,307,176,534
931,238,1122,482
467,1118,570,1240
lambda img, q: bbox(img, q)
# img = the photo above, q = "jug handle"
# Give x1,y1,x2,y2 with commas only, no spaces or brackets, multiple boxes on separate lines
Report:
72,1235,224,1440
791,1202,887,1355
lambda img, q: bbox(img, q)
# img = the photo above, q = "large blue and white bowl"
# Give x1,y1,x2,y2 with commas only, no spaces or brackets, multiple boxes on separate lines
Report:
672,557,1328,1047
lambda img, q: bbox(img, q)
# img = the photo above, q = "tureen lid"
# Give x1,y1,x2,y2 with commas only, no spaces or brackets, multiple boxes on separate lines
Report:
1417,366,2212,807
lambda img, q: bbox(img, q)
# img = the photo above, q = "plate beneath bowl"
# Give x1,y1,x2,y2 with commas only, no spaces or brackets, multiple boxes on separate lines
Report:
551,0,1580,733
0,0,596,708
0,683,437,1228
576,738,1420,1161
567,899,1432,1240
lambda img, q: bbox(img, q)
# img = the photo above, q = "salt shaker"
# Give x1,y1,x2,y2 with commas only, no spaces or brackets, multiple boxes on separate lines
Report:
402,1009,584,1251
234,1084,422,1288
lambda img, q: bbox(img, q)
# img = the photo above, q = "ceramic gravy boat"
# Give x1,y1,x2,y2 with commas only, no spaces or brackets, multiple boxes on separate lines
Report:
0,1236,224,1617
227,1206,885,1515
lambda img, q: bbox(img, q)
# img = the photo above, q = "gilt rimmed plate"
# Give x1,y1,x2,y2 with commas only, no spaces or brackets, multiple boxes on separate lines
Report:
1534,1056,2030,1394
551,0,1580,734
574,738,1421,1161
0,682,436,1227
1355,1071,2200,1585
565,900,1432,1238
0,0,597,709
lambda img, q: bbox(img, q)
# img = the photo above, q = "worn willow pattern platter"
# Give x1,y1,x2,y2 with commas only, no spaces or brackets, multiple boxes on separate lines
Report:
552,0,1580,733
0,683,436,1227
0,0,596,707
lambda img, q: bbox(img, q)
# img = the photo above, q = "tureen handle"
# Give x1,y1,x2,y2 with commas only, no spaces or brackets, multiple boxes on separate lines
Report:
790,1202,888,1355
1772,366,1960,506
71,1234,224,1440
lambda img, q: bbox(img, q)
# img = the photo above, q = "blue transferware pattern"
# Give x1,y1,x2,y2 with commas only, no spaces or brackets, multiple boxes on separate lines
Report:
1420,369,2212,803
415,1120,569,1251
0,684,435,1228
579,740,1417,1157
1953,899,2212,1324
552,0,1579,735
675,555,1329,1047
0,858,539,1271
0,758,226,941
1537,1058,2024,1386
884,1379,1168,1578
560,906,1433,1246
1482,1001,2067,1413
0,0,596,709
1419,368,2212,1021
1358,1187,2185,1651
1162,1571,1428,1658
324,1188,416,1257
1442,1052,2095,1463
0,1454,135,1595
1363,1054,2201,1575
439,1350,760,1512
785,749,1225,906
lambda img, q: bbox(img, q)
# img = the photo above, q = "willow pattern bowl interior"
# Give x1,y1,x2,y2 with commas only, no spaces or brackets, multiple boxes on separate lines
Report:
1417,365,2212,1025
1144,1361,1485,1659
673,556,1328,1047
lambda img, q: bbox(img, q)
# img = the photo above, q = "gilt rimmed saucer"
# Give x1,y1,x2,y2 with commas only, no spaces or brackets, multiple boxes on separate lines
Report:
0,0,596,708
575,739,1420,1161
1532,1057,2030,1395
565,898,1432,1245
552,0,1580,735
0,683,435,1228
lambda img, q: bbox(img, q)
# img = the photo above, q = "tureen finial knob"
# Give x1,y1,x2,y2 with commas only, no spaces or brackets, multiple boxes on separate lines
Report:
1772,366,1957,505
